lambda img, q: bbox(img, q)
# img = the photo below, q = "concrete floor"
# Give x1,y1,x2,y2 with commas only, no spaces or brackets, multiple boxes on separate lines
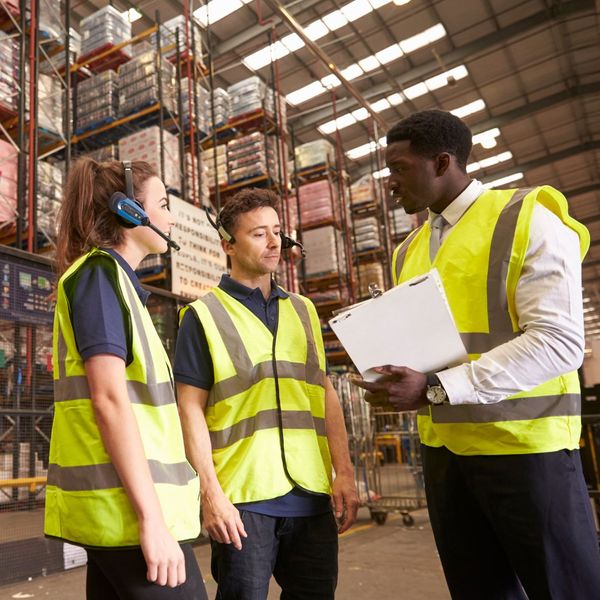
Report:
0,507,450,599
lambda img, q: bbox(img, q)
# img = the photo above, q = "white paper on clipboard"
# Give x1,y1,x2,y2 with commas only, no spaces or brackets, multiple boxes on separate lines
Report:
328,269,468,381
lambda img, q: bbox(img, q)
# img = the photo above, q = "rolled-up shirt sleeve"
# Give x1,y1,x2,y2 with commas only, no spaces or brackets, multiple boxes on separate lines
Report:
437,203,585,405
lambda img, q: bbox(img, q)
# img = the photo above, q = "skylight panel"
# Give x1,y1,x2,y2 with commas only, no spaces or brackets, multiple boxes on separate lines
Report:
403,82,428,99
483,172,523,189
467,151,512,174
387,93,403,106
244,45,286,71
351,107,370,120
123,8,142,22
369,0,394,8
371,98,391,112
399,24,446,53
358,55,380,72
472,128,500,149
373,167,390,179
342,0,374,21
304,20,330,41
281,33,304,52
321,74,342,89
322,10,349,31
340,64,364,81
194,0,250,27
451,99,485,118
286,81,326,106
347,141,378,160
376,44,403,65
318,113,357,134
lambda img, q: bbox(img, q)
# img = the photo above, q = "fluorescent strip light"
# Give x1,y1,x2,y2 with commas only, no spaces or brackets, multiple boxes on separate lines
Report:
322,10,349,31
472,128,500,148
483,173,524,189
451,99,485,118
373,167,390,179
342,0,374,21
286,81,326,106
467,151,512,174
399,24,446,53
123,8,142,23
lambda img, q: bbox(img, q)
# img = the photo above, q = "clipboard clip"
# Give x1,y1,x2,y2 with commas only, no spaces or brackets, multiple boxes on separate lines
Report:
368,282,383,298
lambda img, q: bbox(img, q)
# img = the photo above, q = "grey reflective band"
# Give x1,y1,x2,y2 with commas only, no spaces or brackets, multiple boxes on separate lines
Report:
459,331,521,355
47,459,196,491
209,408,326,450
198,292,325,407
54,377,175,406
57,328,67,380
431,393,580,423
394,225,424,282
485,188,533,343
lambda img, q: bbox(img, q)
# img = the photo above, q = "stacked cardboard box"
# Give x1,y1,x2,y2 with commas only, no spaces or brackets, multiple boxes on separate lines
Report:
180,78,209,134
227,132,278,184
354,216,381,252
118,50,176,116
0,139,18,227
210,88,230,126
206,144,227,188
79,5,131,58
0,33,18,113
295,139,334,170
184,152,210,205
297,180,338,227
303,225,346,277
118,126,180,192
76,70,119,133
389,206,417,236
350,174,379,206
37,161,63,238
154,15,204,65
81,6,130,53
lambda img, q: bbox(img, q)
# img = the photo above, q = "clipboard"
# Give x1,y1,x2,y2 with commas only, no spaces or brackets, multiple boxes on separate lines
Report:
328,269,468,381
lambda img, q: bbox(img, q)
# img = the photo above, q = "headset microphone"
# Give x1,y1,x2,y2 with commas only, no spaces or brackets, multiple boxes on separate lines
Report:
109,192,181,252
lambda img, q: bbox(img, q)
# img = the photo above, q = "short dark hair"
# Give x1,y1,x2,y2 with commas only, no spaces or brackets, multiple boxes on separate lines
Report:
219,187,280,239
386,110,473,170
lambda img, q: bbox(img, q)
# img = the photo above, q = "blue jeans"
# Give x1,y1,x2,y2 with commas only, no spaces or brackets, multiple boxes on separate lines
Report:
211,511,338,600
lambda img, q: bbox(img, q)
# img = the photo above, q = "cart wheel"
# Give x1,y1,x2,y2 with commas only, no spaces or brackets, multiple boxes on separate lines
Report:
402,513,415,527
372,511,387,525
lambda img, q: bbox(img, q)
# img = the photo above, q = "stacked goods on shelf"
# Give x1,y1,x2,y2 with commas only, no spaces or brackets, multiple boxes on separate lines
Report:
75,70,119,133
227,132,279,185
350,174,379,207
118,49,176,117
211,88,230,127
306,279,350,307
206,144,227,188
295,139,334,170
180,78,209,134
302,226,346,277
0,32,18,113
26,72,63,135
355,262,386,298
37,161,63,238
154,15,204,65
297,180,339,227
40,28,81,75
84,144,119,162
389,206,418,236
136,254,166,278
354,216,381,252
79,5,132,59
227,76,285,124
184,151,210,205
118,126,180,192
0,139,17,228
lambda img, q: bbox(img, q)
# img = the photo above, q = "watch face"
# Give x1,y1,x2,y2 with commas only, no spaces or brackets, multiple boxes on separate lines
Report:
427,386,447,405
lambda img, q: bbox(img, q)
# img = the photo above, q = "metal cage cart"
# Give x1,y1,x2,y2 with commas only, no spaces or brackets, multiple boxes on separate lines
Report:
332,374,427,526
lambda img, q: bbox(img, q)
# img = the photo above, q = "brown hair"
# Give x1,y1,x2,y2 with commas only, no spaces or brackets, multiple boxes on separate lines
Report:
219,187,280,240
55,158,157,276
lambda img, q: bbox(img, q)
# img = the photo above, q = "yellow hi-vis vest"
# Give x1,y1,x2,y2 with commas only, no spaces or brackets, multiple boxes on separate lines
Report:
45,249,200,547
185,287,332,504
391,186,590,456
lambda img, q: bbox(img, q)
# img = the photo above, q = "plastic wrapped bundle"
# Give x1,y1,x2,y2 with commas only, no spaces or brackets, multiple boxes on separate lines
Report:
153,15,204,65
295,139,335,170
0,139,18,227
210,88,230,126
76,70,119,132
302,226,346,277
350,174,379,206
0,33,19,114
298,180,338,227
79,5,131,58
206,144,228,187
389,206,418,235
37,161,64,238
353,216,381,252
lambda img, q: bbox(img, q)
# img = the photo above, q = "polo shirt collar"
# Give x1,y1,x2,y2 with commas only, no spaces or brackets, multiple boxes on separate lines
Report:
219,274,289,302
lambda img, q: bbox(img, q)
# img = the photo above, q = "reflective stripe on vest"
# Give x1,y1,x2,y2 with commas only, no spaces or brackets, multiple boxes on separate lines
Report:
395,187,586,453
45,249,199,547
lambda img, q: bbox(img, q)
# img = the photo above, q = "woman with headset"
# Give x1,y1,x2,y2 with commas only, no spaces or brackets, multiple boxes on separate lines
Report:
44,158,207,599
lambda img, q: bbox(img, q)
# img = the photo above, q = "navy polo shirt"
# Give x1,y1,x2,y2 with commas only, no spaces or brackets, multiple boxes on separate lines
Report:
174,274,332,517
70,248,150,363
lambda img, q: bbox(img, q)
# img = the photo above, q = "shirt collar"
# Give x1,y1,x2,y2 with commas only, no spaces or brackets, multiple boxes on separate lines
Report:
102,248,151,306
219,274,289,302
428,179,484,227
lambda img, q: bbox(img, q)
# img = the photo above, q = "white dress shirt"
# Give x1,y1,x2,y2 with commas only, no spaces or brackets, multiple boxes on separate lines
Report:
430,180,585,405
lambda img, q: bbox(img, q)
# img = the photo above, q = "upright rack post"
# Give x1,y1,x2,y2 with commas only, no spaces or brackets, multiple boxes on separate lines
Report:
175,27,187,202
16,0,27,249
155,10,165,184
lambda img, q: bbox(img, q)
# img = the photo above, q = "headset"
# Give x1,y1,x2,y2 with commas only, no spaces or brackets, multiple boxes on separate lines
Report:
108,161,181,251
204,206,306,257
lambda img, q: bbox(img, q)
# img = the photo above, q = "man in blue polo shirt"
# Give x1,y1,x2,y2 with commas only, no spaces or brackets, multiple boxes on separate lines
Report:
174,188,358,599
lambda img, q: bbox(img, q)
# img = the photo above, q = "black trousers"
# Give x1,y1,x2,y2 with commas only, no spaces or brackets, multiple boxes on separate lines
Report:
86,543,208,600
422,445,600,600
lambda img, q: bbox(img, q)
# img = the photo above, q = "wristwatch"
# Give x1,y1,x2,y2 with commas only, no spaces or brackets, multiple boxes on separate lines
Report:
426,374,448,405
